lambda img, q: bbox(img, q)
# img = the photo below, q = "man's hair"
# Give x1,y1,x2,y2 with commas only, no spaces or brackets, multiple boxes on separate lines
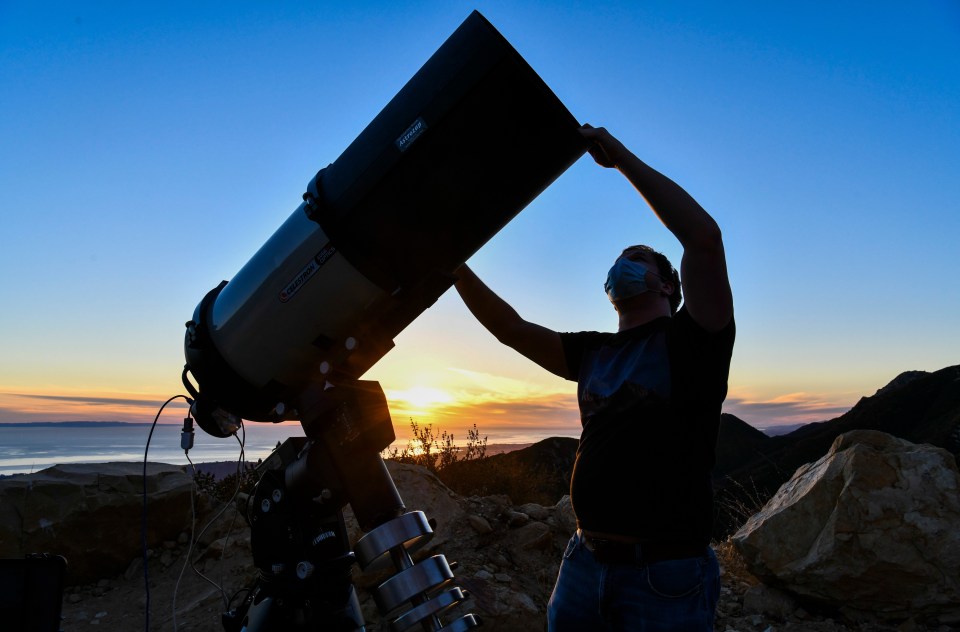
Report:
622,244,682,314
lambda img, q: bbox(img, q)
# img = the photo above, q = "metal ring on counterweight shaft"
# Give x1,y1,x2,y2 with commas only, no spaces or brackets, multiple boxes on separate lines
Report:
354,510,434,570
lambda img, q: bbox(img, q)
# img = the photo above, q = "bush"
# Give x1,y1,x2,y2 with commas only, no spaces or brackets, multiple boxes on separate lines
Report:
713,475,769,539
193,462,260,502
383,421,571,505
382,419,487,475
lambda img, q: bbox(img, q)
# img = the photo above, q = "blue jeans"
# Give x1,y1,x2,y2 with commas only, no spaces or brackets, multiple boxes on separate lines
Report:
546,531,720,631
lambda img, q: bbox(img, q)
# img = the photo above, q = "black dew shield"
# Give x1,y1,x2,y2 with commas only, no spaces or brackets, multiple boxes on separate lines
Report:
309,9,587,296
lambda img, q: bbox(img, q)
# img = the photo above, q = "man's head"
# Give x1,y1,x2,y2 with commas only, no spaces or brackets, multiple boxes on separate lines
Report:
609,245,682,314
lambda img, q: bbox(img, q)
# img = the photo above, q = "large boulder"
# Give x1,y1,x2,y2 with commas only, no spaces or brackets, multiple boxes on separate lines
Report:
0,462,194,585
353,460,465,546
731,430,960,622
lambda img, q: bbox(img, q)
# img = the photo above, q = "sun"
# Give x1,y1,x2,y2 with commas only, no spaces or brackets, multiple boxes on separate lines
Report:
392,386,453,409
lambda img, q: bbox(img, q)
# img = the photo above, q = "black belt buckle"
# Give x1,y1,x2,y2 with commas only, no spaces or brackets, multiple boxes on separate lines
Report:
581,531,703,566
582,534,639,565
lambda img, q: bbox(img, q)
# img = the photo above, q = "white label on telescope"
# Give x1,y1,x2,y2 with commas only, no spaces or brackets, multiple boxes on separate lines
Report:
396,117,427,152
279,243,337,303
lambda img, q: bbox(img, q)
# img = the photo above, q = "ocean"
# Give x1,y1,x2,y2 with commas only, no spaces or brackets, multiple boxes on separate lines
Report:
0,422,309,477
0,422,536,477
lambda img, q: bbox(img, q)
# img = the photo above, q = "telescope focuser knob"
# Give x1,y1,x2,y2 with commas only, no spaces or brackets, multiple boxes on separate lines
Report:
296,561,315,579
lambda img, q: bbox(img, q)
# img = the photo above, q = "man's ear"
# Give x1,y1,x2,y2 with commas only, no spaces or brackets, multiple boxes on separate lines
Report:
659,279,675,298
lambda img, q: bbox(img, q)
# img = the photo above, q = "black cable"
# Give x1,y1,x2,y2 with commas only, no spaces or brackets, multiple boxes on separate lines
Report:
187,419,247,610
173,452,200,631
142,394,191,632
227,586,252,610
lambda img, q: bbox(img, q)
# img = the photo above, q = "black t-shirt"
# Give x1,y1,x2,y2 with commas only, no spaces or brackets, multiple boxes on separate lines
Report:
560,307,735,545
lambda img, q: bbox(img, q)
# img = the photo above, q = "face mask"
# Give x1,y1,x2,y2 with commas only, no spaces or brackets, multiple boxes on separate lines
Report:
604,257,653,302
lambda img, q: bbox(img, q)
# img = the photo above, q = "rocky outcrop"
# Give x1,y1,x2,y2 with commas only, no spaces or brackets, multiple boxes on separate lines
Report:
0,462,195,585
731,430,960,624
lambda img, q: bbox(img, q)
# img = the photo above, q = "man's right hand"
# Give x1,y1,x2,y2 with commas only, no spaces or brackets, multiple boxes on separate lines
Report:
580,123,629,169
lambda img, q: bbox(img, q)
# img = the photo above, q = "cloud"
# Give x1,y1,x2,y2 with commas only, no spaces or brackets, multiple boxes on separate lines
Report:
723,391,852,429
445,368,571,398
386,389,581,443
0,392,189,424
6,392,190,408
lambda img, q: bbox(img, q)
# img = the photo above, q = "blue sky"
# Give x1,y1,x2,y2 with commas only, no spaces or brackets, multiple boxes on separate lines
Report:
1,1,958,444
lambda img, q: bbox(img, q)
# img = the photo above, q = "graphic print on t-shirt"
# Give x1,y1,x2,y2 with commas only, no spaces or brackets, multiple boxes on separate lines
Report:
577,331,671,421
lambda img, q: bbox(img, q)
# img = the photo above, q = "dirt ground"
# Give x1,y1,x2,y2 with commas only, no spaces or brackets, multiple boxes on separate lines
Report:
60,509,259,631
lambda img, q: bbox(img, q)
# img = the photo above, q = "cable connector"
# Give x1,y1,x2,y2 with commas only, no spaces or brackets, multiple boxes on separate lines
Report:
181,416,195,452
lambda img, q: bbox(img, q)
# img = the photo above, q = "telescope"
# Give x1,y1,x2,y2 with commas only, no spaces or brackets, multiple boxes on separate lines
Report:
182,10,585,631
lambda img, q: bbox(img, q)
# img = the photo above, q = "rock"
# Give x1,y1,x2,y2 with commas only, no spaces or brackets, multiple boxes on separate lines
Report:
122,556,143,581
203,536,230,557
0,462,194,584
511,521,552,550
742,584,798,620
342,461,465,551
518,502,549,521
732,430,960,621
554,495,576,534
467,514,493,534
504,509,530,527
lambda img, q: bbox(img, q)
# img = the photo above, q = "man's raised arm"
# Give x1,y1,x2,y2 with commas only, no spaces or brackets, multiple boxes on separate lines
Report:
454,264,569,379
580,124,733,331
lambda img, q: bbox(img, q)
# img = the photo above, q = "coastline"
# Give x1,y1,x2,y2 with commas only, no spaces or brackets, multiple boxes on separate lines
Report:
0,441,535,480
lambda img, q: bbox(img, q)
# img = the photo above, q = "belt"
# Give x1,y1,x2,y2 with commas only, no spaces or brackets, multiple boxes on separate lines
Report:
579,530,706,566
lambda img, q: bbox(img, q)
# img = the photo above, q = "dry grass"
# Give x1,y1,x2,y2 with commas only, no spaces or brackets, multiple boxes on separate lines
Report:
713,537,761,590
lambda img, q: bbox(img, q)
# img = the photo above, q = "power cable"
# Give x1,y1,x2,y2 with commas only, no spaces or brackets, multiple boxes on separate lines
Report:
141,394,191,632
186,421,247,606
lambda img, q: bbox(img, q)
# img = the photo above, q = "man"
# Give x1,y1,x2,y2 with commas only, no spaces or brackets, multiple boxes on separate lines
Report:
453,124,734,631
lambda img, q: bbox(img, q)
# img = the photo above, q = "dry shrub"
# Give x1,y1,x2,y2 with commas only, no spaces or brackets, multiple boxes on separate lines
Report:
383,419,488,475
713,538,760,589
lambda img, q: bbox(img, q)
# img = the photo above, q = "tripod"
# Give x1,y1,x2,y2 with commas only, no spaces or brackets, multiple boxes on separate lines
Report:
220,380,478,631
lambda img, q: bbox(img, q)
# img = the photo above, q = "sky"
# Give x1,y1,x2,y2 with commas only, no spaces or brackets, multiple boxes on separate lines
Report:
1,1,958,449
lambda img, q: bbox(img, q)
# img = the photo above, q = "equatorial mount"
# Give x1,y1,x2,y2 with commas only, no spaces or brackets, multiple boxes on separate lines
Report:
222,380,478,631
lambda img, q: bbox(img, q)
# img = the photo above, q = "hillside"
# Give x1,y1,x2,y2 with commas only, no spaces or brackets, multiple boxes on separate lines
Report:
436,364,960,540
439,436,578,505
713,364,960,537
